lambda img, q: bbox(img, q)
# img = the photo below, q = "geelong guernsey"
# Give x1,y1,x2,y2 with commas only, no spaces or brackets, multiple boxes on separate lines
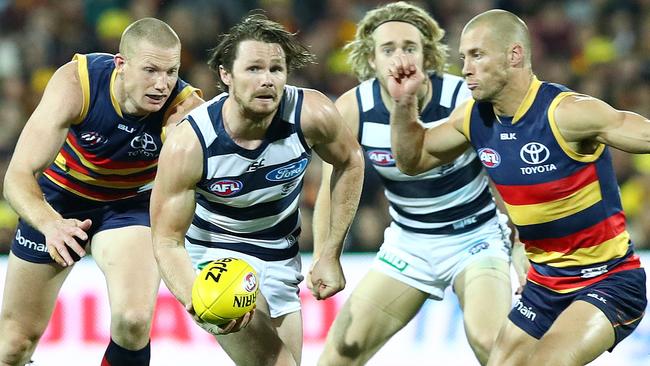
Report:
357,73,496,234
185,86,310,261
466,76,641,293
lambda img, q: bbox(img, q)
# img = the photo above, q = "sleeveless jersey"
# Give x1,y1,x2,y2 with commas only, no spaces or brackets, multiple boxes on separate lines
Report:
185,86,310,261
357,73,496,235
465,77,641,293
42,53,197,201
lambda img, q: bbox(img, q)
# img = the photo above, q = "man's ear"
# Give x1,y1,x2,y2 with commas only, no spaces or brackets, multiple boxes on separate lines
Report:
219,65,231,86
510,43,525,67
114,54,126,71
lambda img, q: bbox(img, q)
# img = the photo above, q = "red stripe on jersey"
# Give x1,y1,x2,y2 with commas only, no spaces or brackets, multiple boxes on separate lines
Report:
61,149,157,183
496,164,597,205
528,255,641,292
522,212,626,252
66,132,157,169
44,168,136,201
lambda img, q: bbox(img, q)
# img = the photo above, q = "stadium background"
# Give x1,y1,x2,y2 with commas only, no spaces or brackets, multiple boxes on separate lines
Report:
0,0,649,364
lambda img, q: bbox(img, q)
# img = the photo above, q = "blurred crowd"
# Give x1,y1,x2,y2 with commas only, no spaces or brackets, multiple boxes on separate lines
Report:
1,0,650,254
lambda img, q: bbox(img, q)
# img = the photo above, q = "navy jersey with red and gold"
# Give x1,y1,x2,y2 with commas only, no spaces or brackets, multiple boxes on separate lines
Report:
464,77,641,293
41,53,198,201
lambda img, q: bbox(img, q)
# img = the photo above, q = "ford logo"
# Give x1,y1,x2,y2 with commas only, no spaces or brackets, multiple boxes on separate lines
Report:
265,158,308,182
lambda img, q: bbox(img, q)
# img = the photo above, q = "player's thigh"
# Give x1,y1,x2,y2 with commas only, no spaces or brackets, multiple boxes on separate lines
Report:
325,270,428,354
217,294,298,366
531,300,614,365
0,252,71,337
91,226,160,312
272,309,303,364
454,257,511,337
486,319,537,366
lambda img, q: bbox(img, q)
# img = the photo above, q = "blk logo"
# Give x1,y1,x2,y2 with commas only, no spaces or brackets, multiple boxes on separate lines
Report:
520,142,549,165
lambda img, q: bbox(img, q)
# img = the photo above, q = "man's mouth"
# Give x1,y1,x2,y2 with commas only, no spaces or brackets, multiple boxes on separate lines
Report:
146,94,167,102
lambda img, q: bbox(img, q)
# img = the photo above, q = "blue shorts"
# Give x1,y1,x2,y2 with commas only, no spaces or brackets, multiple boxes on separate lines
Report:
509,268,647,351
11,182,150,264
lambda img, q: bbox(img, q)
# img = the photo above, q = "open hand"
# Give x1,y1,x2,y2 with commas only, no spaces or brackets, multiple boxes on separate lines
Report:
44,218,92,267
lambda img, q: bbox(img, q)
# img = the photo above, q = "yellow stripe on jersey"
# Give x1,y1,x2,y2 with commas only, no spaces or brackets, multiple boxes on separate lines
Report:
72,54,90,124
43,172,111,201
462,99,475,141
109,68,123,118
512,77,542,124
63,141,158,175
548,92,606,163
526,279,586,294
53,157,152,188
506,180,602,225
526,230,630,267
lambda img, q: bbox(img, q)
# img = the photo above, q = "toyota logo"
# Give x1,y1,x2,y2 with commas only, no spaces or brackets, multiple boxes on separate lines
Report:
520,142,549,165
130,133,158,152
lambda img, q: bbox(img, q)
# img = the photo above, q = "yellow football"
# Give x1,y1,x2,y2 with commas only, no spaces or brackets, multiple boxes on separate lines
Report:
191,257,259,325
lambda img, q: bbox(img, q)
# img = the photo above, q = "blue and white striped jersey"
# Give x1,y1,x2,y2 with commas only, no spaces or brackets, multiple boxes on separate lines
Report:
185,86,311,260
357,73,496,235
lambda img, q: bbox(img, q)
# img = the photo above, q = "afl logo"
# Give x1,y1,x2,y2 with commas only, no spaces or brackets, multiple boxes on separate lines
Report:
520,142,550,165
80,132,107,145
243,272,257,292
368,150,395,166
266,158,308,182
478,148,501,168
209,180,243,196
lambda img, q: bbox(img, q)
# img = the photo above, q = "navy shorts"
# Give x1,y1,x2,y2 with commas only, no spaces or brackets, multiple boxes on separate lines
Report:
509,268,647,350
11,182,150,264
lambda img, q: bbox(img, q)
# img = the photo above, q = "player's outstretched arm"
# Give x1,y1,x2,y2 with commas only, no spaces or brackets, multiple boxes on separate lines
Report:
555,94,650,153
387,54,470,175
3,61,91,266
303,89,365,300
150,121,203,307
310,89,361,292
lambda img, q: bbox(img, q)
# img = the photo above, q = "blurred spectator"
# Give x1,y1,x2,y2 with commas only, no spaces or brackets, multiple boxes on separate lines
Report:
1,0,650,253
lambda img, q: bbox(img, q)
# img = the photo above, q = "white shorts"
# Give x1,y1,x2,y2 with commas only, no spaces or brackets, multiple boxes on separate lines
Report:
373,213,512,300
186,244,304,318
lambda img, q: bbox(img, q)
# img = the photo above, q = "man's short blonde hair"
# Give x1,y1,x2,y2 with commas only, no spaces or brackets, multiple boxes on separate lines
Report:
119,17,180,57
346,1,448,81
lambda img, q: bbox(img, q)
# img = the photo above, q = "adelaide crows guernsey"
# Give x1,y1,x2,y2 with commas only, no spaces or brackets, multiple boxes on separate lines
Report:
465,76,641,293
41,53,197,201
185,86,310,261
357,73,496,235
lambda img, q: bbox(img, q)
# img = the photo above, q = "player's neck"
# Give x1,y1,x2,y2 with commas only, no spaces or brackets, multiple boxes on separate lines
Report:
221,97,272,149
492,71,534,117
112,76,148,118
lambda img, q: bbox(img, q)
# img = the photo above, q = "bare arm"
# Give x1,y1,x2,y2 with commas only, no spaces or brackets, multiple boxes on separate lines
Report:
311,89,360,260
150,121,202,307
3,61,91,266
303,89,365,300
555,94,650,153
151,120,253,334
387,54,470,175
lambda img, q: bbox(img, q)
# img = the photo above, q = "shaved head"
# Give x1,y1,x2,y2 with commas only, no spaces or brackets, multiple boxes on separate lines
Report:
119,17,180,58
463,9,531,66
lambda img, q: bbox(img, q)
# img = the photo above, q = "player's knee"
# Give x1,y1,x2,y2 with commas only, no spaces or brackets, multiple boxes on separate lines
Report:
318,336,365,366
0,321,40,364
111,310,152,345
